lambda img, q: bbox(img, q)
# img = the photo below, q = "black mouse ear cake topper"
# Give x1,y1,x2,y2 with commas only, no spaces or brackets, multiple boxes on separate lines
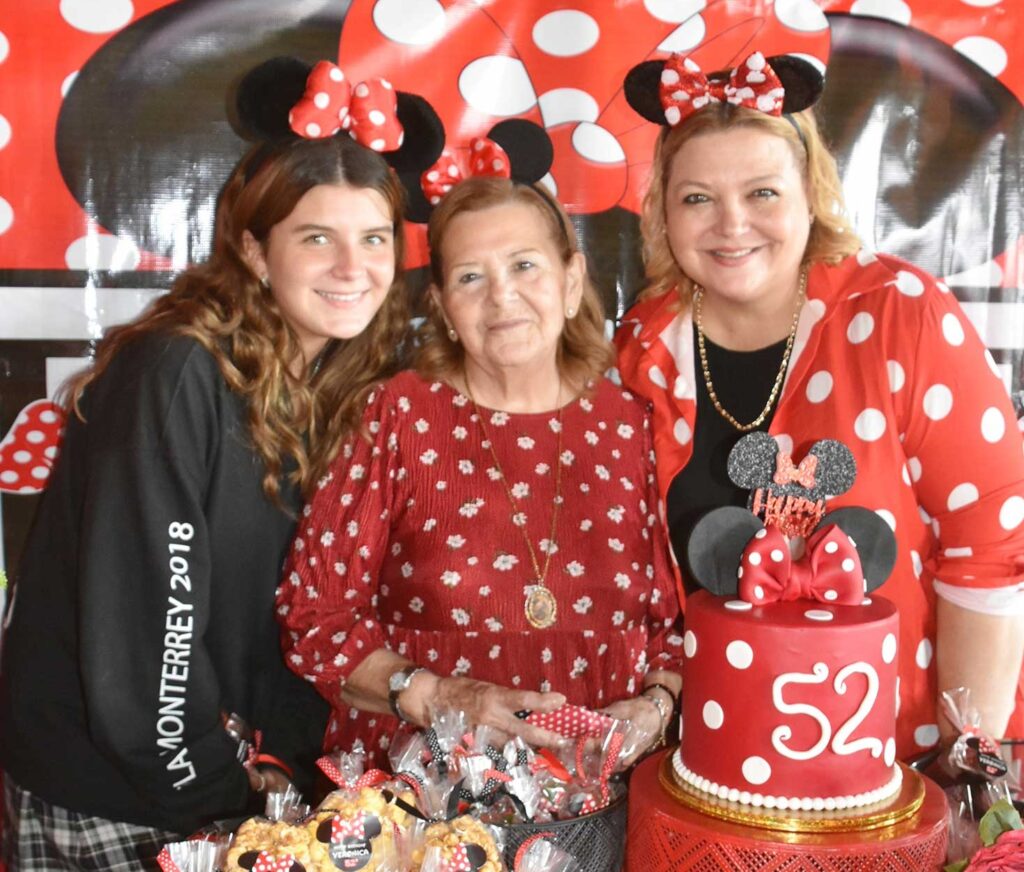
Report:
688,433,898,605
236,57,445,175
624,50,824,127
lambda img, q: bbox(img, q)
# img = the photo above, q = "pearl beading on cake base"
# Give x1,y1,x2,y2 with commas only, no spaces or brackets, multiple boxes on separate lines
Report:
672,750,903,812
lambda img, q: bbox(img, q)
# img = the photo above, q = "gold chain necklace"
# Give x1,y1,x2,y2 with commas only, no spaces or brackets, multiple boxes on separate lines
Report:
694,268,807,432
464,378,564,629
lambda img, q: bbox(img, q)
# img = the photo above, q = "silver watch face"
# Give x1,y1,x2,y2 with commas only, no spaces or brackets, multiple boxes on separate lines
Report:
388,669,410,693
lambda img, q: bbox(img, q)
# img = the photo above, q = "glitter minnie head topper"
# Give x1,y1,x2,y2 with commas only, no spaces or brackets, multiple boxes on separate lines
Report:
687,432,897,605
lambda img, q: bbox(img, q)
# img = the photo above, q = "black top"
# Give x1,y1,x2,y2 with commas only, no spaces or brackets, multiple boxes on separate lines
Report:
666,326,788,594
0,333,327,834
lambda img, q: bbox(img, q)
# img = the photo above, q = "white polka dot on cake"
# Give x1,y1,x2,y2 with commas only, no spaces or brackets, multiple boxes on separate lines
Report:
882,632,897,663
683,630,697,658
724,600,752,611
884,737,896,767
702,700,724,729
725,640,753,669
805,610,833,622
741,756,771,785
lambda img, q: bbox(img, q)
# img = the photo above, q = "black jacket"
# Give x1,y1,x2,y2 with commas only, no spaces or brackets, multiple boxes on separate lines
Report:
0,333,327,834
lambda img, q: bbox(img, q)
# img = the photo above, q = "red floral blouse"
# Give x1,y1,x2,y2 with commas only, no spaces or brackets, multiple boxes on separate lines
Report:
276,371,684,762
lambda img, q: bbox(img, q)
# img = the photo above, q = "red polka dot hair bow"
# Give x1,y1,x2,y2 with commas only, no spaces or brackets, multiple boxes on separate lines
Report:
624,51,825,128
408,119,554,222
739,524,864,606
288,61,403,151
660,51,785,126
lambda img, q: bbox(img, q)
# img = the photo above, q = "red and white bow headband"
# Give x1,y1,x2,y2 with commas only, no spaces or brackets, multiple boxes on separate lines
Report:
420,138,512,205
289,60,403,152
660,51,785,126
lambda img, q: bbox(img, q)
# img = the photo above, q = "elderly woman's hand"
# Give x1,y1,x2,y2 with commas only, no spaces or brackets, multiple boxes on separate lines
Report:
601,689,672,767
406,673,569,748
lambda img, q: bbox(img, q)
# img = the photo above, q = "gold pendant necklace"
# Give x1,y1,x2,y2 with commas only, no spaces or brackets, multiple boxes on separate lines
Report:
464,378,563,629
694,268,807,432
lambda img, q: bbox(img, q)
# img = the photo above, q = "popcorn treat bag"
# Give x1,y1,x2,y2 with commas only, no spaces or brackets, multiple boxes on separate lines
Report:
512,835,581,872
157,837,231,872
418,815,505,872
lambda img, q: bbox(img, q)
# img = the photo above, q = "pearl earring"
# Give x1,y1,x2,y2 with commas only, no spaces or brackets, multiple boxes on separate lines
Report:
260,276,270,289
447,327,458,342
566,307,575,318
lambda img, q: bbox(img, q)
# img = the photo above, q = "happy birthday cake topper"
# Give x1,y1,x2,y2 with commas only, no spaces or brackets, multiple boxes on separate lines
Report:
687,433,897,605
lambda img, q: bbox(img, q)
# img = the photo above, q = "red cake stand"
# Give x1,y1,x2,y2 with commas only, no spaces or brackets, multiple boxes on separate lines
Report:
625,751,948,871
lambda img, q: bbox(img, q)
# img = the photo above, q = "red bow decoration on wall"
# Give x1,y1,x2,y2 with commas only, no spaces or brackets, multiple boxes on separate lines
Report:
252,851,296,872
289,61,403,151
739,524,864,606
420,138,511,205
773,451,817,488
660,51,785,127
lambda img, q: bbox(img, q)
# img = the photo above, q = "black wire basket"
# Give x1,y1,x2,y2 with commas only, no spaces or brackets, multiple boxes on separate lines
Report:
496,791,628,871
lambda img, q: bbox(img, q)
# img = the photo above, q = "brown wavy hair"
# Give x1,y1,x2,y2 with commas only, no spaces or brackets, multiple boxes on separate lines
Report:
416,177,613,390
65,135,409,503
639,106,861,304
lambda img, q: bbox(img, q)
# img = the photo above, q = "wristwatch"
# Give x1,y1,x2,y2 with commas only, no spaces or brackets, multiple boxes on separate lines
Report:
387,665,429,721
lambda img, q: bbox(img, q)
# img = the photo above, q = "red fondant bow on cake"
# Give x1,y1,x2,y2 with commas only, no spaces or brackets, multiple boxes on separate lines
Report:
660,51,785,126
739,524,864,606
289,61,403,151
420,138,511,204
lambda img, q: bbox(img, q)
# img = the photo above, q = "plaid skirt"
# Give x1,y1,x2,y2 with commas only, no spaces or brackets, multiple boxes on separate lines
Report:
1,774,181,871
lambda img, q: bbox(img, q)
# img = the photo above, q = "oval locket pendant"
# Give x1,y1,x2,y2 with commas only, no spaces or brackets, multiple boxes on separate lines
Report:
525,585,557,629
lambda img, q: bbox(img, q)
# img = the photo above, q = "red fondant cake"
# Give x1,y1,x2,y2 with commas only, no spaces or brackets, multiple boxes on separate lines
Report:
673,590,901,811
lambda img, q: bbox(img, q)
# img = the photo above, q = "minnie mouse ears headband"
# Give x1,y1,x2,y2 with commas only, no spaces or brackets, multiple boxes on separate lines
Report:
687,432,897,606
235,56,445,176
624,50,825,127
402,118,555,224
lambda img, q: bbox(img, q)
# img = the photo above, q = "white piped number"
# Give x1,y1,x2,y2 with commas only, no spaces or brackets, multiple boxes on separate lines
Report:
772,662,884,760
832,663,883,758
771,663,832,760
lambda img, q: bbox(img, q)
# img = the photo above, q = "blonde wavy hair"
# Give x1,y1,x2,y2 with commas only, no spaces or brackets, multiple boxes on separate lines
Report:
639,106,861,304
416,177,613,390
65,135,409,503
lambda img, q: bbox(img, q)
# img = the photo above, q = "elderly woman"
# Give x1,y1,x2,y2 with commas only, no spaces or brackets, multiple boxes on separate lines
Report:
616,51,1024,758
276,177,683,762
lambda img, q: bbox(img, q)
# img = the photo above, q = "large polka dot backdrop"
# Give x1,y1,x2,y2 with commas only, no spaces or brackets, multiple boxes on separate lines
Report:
0,1,175,270
337,0,830,218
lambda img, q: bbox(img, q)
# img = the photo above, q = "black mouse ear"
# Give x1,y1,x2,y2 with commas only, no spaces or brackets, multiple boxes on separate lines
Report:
362,814,382,839
400,169,434,224
727,432,780,490
486,119,554,184
388,92,446,174
235,56,311,140
624,59,669,125
687,507,765,595
806,439,857,496
236,852,260,870
465,844,488,870
316,819,333,843
818,507,897,592
767,54,825,114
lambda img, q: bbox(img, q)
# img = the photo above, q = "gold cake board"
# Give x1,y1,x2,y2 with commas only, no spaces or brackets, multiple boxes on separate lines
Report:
658,754,925,834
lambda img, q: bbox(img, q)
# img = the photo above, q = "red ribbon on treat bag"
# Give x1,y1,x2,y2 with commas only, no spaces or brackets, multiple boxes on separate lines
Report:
660,50,785,127
316,754,391,789
739,523,864,606
420,137,511,204
289,60,403,150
